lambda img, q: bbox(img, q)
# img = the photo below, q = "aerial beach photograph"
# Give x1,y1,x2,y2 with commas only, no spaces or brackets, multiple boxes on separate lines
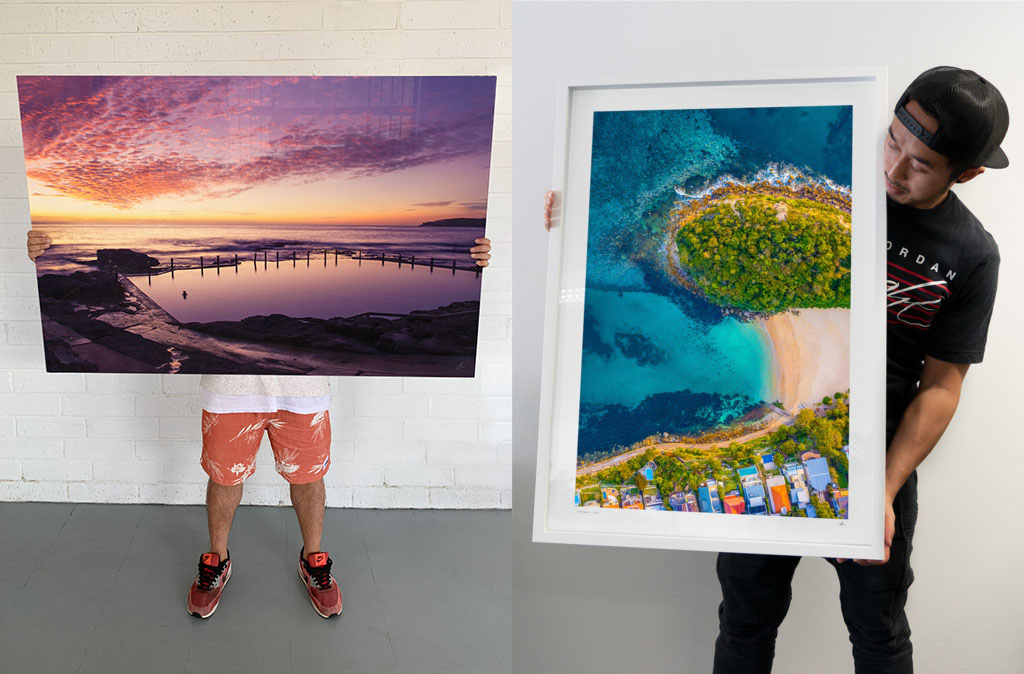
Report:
18,75,496,376
574,105,853,519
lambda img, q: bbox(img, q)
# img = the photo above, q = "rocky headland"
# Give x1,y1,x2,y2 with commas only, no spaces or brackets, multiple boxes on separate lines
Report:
36,267,479,376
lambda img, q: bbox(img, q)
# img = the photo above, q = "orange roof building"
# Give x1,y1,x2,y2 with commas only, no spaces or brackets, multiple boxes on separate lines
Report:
769,482,792,515
723,494,746,515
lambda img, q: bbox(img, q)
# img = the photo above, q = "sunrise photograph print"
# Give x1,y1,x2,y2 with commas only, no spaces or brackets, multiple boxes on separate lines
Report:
19,75,496,376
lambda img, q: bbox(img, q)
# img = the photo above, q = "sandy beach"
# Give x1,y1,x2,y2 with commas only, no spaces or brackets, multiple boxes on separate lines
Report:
760,308,850,413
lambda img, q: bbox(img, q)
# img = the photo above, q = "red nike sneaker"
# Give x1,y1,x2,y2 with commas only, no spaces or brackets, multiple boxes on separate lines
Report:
298,548,342,618
187,551,231,619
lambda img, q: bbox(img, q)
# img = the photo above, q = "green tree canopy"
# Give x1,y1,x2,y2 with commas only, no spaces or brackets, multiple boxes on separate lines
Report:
675,194,851,312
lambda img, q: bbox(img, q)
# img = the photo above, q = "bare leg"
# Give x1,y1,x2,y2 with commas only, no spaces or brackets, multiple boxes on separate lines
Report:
207,479,242,559
290,478,326,555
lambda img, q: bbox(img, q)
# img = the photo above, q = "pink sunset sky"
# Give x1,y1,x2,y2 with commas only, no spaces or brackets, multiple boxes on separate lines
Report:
17,75,496,226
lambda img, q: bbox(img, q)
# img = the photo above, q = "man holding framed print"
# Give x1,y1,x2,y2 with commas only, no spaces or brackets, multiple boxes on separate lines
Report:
26,233,493,620
542,65,1005,674
713,67,1005,674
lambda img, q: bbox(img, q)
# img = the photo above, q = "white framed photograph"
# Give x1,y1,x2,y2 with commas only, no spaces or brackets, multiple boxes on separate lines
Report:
533,70,889,558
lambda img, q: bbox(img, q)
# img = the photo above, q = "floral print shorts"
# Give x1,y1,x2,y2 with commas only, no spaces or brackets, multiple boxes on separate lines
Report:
200,409,331,485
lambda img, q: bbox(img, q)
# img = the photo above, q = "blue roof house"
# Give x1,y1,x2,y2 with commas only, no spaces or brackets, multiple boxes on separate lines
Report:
743,482,768,516
698,481,722,514
805,457,831,493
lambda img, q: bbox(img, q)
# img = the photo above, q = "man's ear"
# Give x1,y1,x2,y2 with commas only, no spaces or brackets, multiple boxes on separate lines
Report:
955,166,985,184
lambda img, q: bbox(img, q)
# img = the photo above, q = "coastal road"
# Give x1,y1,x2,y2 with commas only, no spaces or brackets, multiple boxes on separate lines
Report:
576,414,792,477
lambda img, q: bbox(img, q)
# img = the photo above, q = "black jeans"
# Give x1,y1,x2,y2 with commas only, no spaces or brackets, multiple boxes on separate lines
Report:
713,471,919,674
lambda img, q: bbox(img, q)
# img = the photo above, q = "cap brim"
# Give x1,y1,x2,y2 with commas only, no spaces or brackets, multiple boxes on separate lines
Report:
984,146,1009,169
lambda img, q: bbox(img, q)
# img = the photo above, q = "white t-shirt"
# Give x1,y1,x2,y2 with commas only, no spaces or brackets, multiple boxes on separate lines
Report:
200,375,330,414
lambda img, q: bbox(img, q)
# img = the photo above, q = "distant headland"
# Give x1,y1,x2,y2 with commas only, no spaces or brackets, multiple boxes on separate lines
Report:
419,218,486,228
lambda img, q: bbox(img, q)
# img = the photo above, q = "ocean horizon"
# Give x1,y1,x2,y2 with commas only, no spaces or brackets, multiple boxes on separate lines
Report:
33,223,485,275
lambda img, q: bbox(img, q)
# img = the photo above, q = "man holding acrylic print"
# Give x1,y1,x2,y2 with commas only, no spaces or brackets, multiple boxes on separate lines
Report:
27,235,493,619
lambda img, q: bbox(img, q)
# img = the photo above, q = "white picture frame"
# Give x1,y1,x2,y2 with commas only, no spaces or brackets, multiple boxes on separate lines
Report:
533,69,889,558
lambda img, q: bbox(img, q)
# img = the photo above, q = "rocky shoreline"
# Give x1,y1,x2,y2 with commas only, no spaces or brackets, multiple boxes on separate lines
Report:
36,269,479,376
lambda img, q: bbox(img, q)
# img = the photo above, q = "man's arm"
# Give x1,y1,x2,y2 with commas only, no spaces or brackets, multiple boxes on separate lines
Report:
847,355,969,565
885,355,969,502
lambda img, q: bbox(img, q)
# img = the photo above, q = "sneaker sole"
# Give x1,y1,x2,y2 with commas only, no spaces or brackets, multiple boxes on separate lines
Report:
297,563,342,618
187,563,232,619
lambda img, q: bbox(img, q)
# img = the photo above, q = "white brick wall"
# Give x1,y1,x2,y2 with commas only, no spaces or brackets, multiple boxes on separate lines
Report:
0,0,512,509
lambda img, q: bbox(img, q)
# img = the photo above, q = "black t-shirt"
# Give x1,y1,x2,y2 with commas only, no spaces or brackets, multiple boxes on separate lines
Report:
885,190,1000,438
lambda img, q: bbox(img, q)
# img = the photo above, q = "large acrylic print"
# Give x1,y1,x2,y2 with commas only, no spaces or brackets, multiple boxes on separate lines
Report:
19,75,496,376
534,74,887,557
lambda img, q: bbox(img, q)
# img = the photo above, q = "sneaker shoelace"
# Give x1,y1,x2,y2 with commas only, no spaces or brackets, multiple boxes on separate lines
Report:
306,557,334,590
196,560,224,591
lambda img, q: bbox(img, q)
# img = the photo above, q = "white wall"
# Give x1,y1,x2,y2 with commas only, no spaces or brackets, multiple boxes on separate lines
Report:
0,0,513,509
512,2,1024,673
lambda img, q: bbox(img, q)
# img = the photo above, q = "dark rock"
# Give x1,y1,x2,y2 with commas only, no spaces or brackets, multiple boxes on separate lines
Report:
324,316,392,341
409,300,479,315
413,337,474,356
37,271,125,303
185,315,378,354
96,249,160,272
302,335,377,354
43,337,99,372
176,350,282,374
375,331,417,354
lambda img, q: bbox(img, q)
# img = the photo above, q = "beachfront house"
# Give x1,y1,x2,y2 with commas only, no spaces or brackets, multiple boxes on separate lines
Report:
600,485,620,508
765,475,791,515
668,492,687,512
670,491,699,512
790,481,810,508
799,448,822,462
723,494,746,515
621,495,643,510
830,487,849,517
783,462,806,485
804,457,831,494
642,485,664,510
698,481,723,514
743,482,769,516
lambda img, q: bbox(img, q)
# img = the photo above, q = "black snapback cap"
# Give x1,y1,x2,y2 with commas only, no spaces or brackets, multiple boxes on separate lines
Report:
895,66,1009,169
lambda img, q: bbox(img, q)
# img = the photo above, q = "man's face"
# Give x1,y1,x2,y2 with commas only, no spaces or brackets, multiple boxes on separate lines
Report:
883,100,958,209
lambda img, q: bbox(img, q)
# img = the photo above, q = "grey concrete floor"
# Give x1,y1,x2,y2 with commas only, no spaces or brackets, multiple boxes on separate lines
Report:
0,503,512,674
